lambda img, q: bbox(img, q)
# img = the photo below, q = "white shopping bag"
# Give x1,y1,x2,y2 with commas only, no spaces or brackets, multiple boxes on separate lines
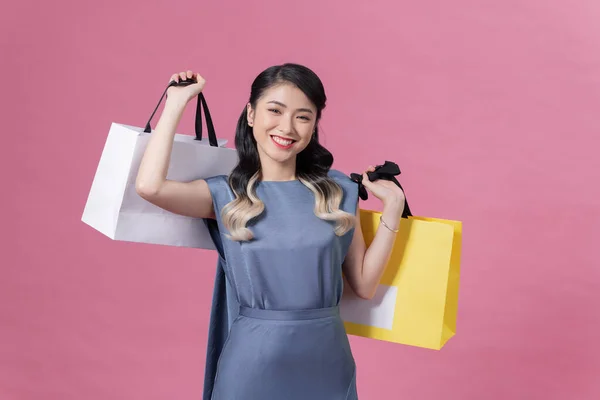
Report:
82,85,238,249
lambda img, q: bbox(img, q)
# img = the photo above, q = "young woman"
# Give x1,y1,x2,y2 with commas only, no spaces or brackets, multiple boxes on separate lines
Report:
135,63,405,400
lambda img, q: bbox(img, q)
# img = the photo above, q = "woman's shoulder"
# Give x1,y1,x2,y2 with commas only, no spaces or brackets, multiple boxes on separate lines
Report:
204,174,230,192
327,168,354,184
327,168,358,195
204,174,234,206
205,174,229,185
327,168,359,214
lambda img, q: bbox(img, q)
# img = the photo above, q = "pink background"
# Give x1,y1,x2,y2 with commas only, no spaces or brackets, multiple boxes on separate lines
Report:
2,0,599,399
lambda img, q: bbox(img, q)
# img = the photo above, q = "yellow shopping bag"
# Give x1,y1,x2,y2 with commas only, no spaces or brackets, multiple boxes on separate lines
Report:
341,209,462,350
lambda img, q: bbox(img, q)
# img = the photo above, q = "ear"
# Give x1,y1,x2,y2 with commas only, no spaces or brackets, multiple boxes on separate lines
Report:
246,103,255,126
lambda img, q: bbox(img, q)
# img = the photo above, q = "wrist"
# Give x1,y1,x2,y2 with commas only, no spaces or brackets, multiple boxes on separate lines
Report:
382,197,404,216
379,215,400,233
164,96,189,111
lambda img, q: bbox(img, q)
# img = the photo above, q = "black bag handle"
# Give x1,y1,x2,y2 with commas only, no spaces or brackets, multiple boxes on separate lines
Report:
143,79,218,147
350,161,413,218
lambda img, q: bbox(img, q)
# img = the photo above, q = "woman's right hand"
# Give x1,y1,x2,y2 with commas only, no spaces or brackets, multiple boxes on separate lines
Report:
166,70,206,105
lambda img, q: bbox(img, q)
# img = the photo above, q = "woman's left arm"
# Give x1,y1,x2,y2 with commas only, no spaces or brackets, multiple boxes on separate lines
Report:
342,166,405,300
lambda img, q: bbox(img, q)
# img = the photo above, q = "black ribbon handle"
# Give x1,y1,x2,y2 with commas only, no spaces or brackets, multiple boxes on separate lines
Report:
350,161,413,218
143,79,218,147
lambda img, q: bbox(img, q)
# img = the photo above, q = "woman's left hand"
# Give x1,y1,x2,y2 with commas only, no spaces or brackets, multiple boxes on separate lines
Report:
360,165,406,210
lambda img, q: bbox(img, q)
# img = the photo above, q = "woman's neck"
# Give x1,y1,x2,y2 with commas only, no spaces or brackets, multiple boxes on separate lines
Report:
259,157,297,182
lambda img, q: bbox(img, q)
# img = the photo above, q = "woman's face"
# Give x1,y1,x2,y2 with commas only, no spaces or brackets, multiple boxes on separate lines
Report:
247,83,317,166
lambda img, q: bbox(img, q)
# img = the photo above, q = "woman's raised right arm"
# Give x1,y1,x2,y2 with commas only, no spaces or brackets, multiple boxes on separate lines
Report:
135,71,215,219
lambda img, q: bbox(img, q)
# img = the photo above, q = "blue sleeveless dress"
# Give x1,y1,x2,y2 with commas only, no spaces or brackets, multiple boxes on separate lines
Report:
201,169,360,400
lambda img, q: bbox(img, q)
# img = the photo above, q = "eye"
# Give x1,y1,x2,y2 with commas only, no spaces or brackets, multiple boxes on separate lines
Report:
268,108,281,114
298,116,311,121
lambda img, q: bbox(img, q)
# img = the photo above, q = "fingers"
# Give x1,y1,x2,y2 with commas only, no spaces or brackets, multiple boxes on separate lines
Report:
362,171,374,188
170,71,204,84
363,165,375,180
361,165,376,189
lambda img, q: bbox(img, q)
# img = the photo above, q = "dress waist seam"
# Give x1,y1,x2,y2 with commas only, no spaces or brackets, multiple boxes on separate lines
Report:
239,305,340,321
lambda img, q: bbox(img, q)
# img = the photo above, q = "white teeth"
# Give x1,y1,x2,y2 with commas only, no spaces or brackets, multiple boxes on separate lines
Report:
272,136,293,146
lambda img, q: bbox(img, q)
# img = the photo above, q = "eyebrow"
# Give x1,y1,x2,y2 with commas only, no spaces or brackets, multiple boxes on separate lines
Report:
267,100,314,114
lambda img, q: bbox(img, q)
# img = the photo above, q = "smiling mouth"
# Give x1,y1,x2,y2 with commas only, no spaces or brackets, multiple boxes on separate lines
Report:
270,135,296,148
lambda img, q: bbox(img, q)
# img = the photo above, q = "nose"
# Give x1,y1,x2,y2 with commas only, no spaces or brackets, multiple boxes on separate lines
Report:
277,116,293,135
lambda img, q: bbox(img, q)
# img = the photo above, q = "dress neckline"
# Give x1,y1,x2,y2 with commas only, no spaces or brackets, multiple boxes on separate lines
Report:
258,179,300,183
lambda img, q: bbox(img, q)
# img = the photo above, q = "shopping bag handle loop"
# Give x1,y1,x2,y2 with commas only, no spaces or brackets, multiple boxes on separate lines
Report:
350,161,413,218
143,79,218,147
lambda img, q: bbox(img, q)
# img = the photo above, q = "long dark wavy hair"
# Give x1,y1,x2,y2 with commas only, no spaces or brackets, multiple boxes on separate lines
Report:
221,63,355,241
